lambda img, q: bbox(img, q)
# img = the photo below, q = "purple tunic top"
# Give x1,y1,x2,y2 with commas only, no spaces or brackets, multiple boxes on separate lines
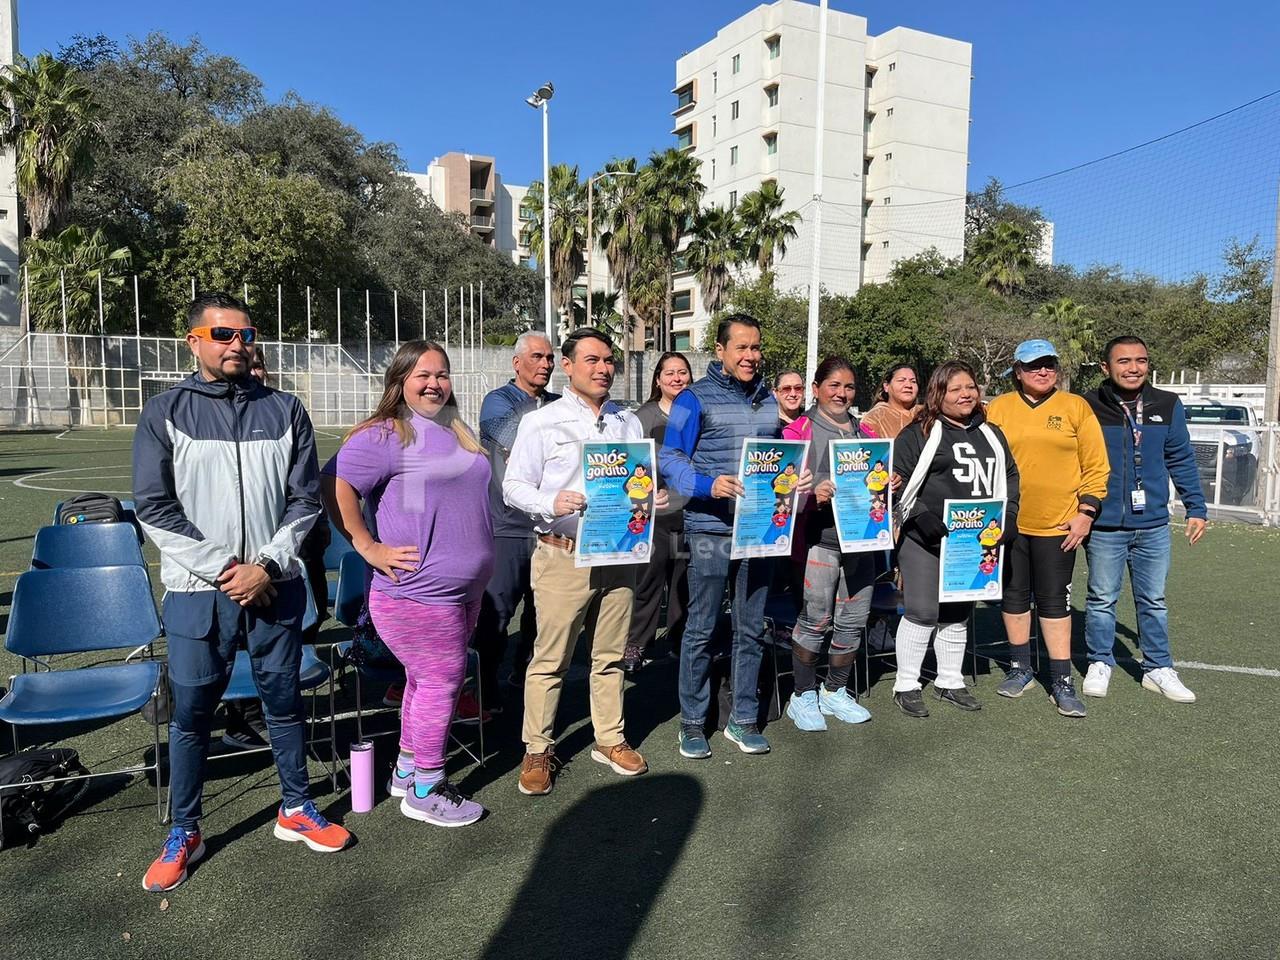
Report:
322,413,494,605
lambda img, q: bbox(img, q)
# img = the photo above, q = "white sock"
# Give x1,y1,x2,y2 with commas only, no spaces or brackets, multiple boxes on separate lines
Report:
934,621,968,689
283,804,305,817
893,618,934,692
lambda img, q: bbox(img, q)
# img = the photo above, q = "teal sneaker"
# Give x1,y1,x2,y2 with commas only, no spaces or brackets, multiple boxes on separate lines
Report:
723,721,770,754
818,686,871,724
678,725,711,759
785,691,827,731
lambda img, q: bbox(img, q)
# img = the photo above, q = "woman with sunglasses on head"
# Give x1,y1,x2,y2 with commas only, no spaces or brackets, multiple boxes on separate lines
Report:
891,360,1020,717
321,341,493,827
624,351,693,672
781,357,878,730
985,339,1109,717
860,364,922,440
772,370,806,430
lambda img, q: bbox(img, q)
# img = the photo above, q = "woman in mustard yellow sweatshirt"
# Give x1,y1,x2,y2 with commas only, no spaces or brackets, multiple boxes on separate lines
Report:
986,339,1110,718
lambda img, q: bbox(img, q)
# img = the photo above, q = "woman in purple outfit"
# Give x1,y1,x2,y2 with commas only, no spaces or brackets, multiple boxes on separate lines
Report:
322,341,494,827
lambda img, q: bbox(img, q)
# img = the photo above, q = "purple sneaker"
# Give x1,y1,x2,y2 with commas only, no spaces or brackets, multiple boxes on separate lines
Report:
400,780,485,827
387,767,413,798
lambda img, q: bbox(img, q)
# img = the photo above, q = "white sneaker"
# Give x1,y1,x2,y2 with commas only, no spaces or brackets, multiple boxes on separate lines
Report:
1142,667,1196,703
1082,662,1112,698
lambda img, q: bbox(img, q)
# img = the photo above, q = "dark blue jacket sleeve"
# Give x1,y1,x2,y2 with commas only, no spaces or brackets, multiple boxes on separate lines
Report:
659,390,714,500
1165,398,1207,519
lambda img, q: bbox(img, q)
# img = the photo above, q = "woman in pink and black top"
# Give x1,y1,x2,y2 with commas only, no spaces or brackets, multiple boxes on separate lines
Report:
322,340,494,827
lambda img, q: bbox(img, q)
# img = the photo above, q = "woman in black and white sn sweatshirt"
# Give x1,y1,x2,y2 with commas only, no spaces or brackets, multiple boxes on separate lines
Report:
890,361,1020,718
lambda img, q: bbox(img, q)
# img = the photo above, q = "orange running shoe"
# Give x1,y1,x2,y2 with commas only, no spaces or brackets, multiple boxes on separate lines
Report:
142,827,205,892
273,800,351,853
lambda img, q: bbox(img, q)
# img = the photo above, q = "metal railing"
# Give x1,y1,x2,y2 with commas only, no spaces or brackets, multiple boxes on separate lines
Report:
470,214,495,228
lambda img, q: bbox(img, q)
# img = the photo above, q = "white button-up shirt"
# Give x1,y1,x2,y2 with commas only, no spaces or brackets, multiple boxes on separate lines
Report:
503,388,644,534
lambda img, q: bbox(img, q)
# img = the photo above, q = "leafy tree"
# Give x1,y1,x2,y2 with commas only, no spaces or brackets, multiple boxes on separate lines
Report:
1212,236,1273,378
637,148,704,350
0,52,101,239
686,205,742,315
737,180,801,277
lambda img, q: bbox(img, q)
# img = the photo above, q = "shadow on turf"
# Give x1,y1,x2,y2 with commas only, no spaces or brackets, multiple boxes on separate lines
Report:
481,773,703,960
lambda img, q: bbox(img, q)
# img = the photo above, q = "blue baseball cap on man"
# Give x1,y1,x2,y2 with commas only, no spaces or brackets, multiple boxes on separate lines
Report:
1004,338,1058,375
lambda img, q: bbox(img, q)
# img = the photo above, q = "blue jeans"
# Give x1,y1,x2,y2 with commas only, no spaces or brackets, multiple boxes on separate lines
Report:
680,533,771,727
164,581,310,830
1084,525,1173,671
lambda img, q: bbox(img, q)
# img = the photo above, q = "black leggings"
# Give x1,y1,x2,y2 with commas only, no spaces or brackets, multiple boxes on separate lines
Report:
1002,533,1076,618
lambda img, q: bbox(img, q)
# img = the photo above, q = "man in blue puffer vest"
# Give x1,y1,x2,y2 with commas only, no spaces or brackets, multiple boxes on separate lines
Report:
1081,335,1207,704
661,314,810,759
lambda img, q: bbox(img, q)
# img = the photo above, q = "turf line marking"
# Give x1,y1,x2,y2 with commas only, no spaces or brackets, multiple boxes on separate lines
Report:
12,466,133,495
1173,660,1280,678
314,429,343,439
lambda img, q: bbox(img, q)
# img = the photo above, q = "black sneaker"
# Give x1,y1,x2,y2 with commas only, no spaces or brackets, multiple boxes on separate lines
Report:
893,690,929,718
936,685,982,711
1050,679,1087,718
221,725,268,751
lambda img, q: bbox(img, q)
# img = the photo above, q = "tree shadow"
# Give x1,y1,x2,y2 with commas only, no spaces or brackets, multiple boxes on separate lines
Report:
481,773,703,960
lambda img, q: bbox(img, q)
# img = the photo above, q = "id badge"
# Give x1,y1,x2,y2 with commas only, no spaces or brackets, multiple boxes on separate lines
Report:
1130,489,1146,513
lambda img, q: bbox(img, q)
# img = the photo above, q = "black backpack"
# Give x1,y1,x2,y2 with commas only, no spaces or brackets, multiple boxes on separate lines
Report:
0,748,91,850
56,492,125,526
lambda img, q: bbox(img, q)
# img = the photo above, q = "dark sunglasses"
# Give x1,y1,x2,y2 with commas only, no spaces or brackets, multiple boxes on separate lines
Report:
191,325,258,345
1019,357,1058,372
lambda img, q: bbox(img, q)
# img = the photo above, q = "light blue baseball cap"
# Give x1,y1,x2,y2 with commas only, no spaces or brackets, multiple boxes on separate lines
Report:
1013,339,1058,364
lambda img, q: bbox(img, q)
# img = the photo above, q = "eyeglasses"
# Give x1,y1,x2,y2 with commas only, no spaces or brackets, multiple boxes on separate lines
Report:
191,325,258,345
776,386,805,394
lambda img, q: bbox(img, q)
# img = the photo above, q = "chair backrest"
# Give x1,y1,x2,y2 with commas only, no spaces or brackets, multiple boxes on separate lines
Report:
6,566,163,657
302,574,319,632
334,550,369,627
322,520,355,571
31,522,146,570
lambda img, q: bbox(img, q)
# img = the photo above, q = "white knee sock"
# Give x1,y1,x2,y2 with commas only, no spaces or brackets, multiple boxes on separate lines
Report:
893,618,935,693
934,621,969,689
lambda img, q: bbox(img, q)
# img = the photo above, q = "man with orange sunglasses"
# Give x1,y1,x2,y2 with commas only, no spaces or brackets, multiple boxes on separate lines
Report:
133,292,351,892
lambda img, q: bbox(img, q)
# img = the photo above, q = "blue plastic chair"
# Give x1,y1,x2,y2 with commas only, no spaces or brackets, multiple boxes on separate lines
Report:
221,582,329,702
322,520,355,572
51,499,144,542
0,566,166,825
31,522,146,570
333,551,368,627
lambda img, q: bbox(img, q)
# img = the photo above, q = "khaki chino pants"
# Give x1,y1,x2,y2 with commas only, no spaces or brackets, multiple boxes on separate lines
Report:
522,541,637,753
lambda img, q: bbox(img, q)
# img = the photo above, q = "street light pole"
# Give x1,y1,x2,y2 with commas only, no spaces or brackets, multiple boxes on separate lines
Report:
527,82,556,342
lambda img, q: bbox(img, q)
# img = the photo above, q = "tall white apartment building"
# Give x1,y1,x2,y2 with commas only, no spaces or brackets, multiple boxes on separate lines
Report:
670,0,971,347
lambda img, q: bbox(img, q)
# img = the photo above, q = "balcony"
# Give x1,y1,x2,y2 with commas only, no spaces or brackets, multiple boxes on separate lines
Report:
470,214,495,231
470,188,494,206
672,80,696,116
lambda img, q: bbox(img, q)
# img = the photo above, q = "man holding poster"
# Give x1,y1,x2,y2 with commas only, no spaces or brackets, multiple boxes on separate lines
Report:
661,314,811,759
503,328,655,796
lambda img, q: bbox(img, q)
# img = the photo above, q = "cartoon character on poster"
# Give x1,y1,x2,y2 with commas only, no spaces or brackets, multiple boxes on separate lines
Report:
730,438,809,559
575,440,657,568
938,498,1006,602
829,439,894,553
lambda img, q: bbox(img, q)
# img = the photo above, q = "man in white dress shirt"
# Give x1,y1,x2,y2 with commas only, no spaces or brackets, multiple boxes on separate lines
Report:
503,328,663,796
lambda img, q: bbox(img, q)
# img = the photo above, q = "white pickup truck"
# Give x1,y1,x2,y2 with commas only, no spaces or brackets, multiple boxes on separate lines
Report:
1182,401,1259,505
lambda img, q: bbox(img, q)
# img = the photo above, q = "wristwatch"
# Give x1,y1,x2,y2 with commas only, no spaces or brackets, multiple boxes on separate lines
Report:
254,555,283,580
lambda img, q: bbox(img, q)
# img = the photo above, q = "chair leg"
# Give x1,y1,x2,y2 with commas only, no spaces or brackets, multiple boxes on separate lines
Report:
473,655,485,768
152,711,167,825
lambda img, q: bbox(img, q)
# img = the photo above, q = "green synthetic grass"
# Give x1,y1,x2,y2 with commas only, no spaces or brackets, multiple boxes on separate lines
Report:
0,427,1277,960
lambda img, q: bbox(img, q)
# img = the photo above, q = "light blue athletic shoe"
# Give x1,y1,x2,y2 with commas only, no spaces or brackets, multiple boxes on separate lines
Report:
785,691,827,731
819,686,872,724
723,721,771,754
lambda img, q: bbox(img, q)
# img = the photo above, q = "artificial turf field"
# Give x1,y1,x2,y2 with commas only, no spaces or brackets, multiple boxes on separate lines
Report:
0,427,1277,960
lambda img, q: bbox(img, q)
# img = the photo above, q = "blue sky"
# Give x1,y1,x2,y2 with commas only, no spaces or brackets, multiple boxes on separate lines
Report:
20,0,1280,277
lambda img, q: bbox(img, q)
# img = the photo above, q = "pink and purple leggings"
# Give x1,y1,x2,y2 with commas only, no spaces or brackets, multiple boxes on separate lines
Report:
368,591,480,769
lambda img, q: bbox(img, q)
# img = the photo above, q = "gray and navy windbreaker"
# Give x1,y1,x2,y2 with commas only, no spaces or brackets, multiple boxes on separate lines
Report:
132,373,322,593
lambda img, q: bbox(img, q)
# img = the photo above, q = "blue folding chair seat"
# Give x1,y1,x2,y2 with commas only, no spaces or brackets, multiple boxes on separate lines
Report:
1,565,166,823
222,646,329,701
31,522,146,570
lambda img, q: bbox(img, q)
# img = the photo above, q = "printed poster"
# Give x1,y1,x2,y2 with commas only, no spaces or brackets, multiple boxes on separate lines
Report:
574,439,657,568
830,438,894,553
938,498,1006,602
730,438,809,560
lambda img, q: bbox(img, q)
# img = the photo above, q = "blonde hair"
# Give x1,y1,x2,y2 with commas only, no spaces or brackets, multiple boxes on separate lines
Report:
345,341,481,454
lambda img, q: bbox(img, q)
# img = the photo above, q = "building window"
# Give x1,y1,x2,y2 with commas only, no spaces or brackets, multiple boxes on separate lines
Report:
711,157,717,180
712,114,717,136
519,257,531,269
764,133,777,156
884,152,892,160
729,190,738,209
766,36,781,59
888,62,896,72
0,208,8,220
730,146,738,166
731,100,740,120
675,84,694,111
766,84,779,107
672,289,693,314
713,70,718,93
674,252,690,273
519,206,534,220
886,107,894,117
0,273,9,286
865,71,874,89
732,54,741,74
675,125,694,150
674,332,691,351
881,240,889,248
883,196,891,204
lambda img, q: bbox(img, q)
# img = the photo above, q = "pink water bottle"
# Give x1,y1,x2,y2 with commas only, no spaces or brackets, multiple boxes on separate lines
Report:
350,740,374,813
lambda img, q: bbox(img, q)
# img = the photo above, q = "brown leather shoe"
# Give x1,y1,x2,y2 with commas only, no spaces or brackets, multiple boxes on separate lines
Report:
590,741,647,777
518,749,557,796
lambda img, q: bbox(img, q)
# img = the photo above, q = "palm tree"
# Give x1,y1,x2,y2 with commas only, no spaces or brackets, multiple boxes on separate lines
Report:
25,225,132,332
636,148,704,350
0,53,101,240
737,180,800,277
1034,296,1095,389
595,157,648,337
970,221,1035,296
521,163,587,330
686,205,743,315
